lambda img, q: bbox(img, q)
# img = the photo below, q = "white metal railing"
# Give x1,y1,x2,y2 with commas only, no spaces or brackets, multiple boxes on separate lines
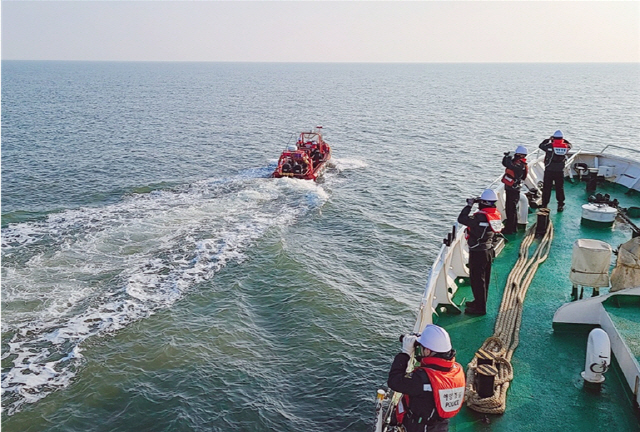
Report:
599,144,640,155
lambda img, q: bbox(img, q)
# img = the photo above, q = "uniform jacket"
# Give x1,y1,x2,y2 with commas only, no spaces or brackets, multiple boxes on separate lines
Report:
501,155,529,190
539,138,572,172
387,352,464,427
457,205,500,251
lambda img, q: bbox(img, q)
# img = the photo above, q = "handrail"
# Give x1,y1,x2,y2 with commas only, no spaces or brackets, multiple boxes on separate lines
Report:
565,149,583,180
600,144,640,155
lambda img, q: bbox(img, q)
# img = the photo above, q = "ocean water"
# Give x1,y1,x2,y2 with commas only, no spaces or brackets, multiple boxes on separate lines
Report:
2,61,639,431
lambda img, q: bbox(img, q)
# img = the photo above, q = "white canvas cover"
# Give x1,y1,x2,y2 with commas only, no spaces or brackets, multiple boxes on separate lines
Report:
569,239,612,287
610,237,640,292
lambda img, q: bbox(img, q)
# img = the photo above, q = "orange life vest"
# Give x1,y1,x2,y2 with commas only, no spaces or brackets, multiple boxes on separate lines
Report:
501,168,517,187
464,207,503,242
476,207,503,233
552,138,568,155
395,356,465,424
501,158,528,188
419,357,466,419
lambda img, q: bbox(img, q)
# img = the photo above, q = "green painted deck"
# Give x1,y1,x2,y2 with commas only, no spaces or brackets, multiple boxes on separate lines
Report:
434,180,640,432
604,296,640,365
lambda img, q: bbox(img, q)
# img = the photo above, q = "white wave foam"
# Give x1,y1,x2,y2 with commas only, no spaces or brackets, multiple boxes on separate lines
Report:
1,173,329,415
329,157,368,172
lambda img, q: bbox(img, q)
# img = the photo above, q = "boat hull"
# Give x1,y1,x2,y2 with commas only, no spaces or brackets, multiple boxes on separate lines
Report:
272,128,332,181
272,153,331,181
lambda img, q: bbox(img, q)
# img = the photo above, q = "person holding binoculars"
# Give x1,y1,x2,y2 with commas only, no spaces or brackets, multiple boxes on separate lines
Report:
501,146,529,234
457,189,503,315
387,325,465,432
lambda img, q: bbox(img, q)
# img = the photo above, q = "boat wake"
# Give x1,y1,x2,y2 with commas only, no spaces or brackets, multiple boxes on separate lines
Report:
329,157,368,173
0,172,328,415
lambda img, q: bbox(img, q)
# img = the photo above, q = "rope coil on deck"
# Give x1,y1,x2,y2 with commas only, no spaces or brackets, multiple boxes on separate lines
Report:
465,211,554,414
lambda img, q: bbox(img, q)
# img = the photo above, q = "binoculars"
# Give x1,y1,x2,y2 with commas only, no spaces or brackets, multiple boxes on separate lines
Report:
399,333,420,343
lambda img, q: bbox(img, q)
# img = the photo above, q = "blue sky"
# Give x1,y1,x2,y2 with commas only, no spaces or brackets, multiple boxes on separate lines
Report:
2,1,639,62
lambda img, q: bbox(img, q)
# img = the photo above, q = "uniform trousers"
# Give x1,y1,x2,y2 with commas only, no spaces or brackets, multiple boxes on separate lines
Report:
503,188,521,234
541,170,565,208
468,249,493,313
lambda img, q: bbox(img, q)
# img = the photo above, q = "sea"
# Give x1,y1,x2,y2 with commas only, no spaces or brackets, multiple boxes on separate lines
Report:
2,61,639,432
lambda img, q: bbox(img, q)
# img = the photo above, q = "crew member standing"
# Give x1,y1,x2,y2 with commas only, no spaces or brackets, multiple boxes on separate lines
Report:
458,189,503,315
388,325,465,432
501,146,529,234
539,130,572,211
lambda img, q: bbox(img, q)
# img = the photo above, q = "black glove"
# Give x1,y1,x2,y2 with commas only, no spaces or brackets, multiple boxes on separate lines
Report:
466,198,476,206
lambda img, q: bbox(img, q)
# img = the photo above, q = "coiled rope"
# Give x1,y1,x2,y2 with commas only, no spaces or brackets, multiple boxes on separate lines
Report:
465,211,554,414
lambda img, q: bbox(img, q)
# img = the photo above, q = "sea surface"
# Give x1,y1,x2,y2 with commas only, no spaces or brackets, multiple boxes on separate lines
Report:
2,61,639,431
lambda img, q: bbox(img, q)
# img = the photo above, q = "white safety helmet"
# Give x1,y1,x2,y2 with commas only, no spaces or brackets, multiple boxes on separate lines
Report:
514,145,528,155
480,188,498,202
553,130,563,138
417,324,452,353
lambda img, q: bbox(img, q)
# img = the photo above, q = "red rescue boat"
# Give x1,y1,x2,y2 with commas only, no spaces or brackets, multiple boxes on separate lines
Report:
272,127,332,181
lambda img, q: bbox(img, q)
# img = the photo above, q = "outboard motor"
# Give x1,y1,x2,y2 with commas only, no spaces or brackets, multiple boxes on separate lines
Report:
581,328,610,391
281,162,292,173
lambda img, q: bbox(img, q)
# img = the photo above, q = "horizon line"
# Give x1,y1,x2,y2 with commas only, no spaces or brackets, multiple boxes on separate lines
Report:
2,60,639,65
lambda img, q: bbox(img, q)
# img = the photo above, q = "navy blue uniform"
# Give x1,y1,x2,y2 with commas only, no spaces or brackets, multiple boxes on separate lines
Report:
539,138,572,208
458,205,499,313
501,154,528,234
387,353,450,432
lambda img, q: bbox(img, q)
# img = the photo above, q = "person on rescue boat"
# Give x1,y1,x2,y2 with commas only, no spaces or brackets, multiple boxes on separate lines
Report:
388,325,465,432
501,146,529,234
457,189,503,315
539,130,572,212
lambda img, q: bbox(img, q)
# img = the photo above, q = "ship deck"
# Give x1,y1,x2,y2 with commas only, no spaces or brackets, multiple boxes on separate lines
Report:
434,179,640,431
